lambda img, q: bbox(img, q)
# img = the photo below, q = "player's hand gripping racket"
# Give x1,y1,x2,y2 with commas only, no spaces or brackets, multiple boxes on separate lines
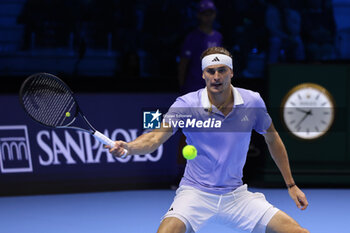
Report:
19,72,128,158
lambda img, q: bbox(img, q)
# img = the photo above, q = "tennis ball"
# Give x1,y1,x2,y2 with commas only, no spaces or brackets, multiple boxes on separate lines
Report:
65,112,71,117
182,145,197,160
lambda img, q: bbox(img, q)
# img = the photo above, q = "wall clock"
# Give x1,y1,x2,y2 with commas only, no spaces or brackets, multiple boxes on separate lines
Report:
281,83,335,140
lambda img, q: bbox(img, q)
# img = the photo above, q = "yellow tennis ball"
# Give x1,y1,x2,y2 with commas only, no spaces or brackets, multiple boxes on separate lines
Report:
65,112,71,117
182,145,197,160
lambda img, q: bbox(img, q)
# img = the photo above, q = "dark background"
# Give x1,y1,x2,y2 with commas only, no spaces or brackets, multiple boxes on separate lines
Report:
0,0,350,195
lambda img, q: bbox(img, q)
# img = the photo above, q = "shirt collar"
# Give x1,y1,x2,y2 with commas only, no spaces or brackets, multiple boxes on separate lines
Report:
201,85,244,111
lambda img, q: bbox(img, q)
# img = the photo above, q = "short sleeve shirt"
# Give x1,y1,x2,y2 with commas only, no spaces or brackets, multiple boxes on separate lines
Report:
164,86,271,194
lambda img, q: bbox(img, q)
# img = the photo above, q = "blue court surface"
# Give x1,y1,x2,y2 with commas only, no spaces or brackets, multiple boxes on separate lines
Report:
0,188,349,233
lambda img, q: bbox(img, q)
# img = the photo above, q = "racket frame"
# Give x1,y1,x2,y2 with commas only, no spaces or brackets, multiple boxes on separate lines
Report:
19,73,127,157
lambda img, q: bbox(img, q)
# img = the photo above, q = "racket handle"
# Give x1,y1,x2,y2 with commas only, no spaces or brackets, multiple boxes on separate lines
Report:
93,131,128,158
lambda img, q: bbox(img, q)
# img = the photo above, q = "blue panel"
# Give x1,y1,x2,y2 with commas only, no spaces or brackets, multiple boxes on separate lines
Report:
0,93,181,190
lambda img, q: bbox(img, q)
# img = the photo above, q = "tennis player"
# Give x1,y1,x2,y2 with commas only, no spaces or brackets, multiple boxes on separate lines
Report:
108,46,309,233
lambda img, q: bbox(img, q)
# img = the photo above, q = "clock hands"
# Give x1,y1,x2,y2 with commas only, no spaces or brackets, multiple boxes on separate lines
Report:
295,109,312,129
282,83,335,139
295,108,310,114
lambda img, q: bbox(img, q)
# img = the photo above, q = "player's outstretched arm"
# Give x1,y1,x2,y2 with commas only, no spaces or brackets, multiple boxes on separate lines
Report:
263,122,309,210
107,124,173,158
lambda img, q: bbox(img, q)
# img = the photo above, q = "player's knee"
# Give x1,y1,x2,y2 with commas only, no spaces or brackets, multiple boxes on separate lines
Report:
157,217,187,233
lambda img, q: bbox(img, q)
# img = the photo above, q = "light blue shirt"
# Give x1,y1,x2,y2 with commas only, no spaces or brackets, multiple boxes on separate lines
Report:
165,86,272,194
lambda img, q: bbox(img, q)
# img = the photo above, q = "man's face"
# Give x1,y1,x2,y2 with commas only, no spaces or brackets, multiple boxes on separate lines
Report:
197,10,216,26
202,64,233,94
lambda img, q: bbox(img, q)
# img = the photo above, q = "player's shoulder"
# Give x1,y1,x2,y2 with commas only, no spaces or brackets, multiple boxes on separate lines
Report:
235,87,260,98
235,87,266,106
175,89,203,107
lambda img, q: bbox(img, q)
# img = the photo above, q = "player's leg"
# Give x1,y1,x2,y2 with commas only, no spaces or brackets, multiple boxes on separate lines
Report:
157,217,192,233
218,185,308,233
158,185,217,233
265,210,309,233
157,217,187,233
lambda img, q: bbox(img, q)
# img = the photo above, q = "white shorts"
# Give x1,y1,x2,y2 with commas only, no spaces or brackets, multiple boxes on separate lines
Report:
161,184,279,233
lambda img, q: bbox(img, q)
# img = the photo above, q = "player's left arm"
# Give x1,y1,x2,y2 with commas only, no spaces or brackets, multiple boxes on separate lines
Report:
263,122,309,210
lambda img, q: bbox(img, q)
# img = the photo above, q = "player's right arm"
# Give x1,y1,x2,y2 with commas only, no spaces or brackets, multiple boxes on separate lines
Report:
108,124,173,158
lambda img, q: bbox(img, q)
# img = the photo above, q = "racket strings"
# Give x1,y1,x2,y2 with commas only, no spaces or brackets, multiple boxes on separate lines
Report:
54,93,75,126
23,76,52,125
58,101,75,126
21,74,77,127
30,77,58,125
23,77,48,121
46,77,71,125
24,76,53,124
41,77,75,126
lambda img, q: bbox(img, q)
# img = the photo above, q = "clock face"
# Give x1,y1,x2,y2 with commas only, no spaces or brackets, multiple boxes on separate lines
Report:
281,83,335,140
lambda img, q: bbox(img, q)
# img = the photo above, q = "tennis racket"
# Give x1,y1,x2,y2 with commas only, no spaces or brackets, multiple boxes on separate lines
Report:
19,72,127,158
